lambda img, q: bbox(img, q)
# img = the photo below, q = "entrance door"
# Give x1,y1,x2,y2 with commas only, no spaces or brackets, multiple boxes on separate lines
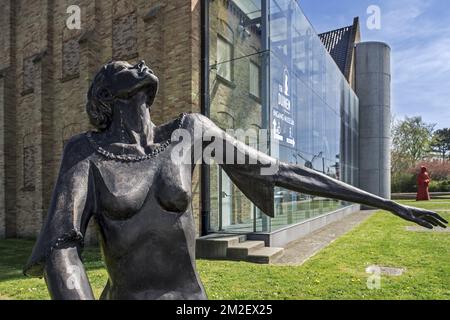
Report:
219,169,233,229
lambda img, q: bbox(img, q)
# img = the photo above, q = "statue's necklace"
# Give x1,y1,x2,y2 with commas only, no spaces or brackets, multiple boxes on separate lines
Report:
86,113,186,162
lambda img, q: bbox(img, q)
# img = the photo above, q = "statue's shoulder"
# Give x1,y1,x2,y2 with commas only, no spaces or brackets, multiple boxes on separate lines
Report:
181,112,213,128
157,112,201,133
63,132,92,153
59,133,95,171
184,112,204,122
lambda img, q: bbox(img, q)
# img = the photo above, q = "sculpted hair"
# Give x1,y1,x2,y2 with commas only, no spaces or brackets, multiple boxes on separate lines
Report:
86,64,114,131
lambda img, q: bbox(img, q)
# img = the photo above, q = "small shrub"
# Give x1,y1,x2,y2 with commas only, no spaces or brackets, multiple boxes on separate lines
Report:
393,161,450,193
392,173,416,193
428,180,450,192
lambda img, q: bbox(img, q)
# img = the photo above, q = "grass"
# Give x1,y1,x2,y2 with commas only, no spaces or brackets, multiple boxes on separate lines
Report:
0,200,449,300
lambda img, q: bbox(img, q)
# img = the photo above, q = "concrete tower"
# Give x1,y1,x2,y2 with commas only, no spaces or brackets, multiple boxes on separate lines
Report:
355,41,391,199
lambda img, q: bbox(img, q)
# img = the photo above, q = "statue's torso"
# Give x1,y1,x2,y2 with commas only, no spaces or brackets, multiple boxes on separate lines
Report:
87,138,205,300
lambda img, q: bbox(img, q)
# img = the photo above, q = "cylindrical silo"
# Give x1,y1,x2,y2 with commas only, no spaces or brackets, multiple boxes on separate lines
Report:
355,41,391,199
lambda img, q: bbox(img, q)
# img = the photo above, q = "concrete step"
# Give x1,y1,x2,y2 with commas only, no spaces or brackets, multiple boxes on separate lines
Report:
246,247,285,264
226,241,265,260
196,234,247,259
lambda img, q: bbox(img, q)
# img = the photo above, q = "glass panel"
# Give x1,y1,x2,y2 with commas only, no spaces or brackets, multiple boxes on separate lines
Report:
219,168,233,229
233,0,262,19
208,0,359,233
208,51,267,233
208,0,266,233
267,0,359,232
209,0,263,63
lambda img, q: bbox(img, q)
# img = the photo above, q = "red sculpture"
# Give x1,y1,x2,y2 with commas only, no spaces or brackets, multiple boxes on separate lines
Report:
416,166,431,201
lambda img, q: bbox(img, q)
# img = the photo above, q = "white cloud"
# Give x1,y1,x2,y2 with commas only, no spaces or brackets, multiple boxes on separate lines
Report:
366,0,450,128
379,0,435,39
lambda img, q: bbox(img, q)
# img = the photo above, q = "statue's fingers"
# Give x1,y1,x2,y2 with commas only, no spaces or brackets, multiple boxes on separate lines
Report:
421,215,439,227
435,220,447,229
428,211,448,224
424,215,447,228
414,218,433,229
416,208,448,224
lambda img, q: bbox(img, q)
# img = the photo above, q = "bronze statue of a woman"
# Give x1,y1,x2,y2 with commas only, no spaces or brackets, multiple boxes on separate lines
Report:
23,60,447,300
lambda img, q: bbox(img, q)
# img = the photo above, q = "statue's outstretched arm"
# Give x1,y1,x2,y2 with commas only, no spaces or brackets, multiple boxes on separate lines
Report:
190,113,447,229
275,162,447,229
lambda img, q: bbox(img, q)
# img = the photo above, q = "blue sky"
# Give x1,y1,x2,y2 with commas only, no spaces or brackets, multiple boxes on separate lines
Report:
299,0,450,129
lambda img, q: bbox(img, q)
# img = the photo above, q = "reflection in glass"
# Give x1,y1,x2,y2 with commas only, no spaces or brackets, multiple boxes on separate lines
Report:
249,61,261,98
217,36,233,81
207,0,359,233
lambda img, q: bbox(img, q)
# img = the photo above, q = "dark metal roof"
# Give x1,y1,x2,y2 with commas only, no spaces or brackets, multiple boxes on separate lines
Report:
318,17,360,81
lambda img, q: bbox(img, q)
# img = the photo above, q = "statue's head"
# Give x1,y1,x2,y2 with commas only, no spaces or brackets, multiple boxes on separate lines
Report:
86,60,159,130
421,166,428,173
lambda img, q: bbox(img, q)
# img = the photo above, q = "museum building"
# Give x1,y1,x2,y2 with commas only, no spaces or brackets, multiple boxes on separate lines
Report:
0,0,391,253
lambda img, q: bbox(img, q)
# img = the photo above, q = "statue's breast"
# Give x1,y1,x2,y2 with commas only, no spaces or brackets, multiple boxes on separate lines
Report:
154,159,191,214
91,155,191,220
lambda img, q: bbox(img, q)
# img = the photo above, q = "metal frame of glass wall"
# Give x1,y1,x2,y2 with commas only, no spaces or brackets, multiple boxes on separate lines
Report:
202,0,359,234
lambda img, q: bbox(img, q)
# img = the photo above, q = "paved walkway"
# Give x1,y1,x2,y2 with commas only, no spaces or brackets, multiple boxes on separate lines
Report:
273,210,376,266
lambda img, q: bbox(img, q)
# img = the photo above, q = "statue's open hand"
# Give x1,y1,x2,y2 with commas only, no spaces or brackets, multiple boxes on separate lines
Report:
394,205,448,229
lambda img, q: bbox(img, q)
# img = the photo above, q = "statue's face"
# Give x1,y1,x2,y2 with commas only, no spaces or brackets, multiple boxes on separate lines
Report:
103,60,159,106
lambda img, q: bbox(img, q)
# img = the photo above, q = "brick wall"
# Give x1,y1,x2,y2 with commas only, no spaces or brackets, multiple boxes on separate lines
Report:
0,0,202,239
0,0,18,239
0,74,5,238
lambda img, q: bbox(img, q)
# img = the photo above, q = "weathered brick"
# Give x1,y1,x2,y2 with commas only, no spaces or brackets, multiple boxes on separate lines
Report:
0,0,203,239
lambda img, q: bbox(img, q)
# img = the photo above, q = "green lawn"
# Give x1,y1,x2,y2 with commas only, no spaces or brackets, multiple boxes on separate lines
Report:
0,200,449,300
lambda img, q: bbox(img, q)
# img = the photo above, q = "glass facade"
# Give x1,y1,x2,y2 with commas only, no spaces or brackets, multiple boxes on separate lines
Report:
207,0,359,233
